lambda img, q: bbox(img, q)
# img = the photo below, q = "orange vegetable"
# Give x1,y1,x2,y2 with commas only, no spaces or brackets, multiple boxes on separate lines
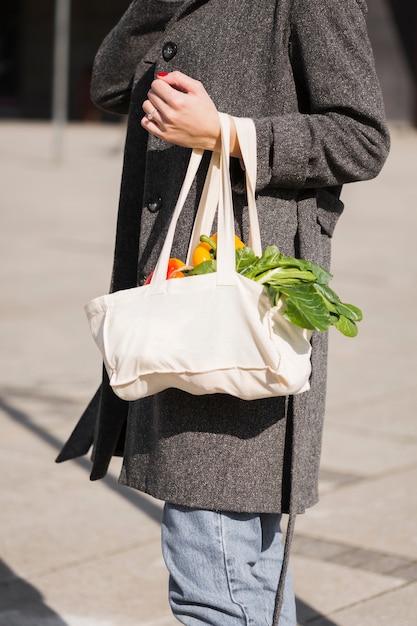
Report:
192,240,213,266
192,233,245,267
144,258,185,285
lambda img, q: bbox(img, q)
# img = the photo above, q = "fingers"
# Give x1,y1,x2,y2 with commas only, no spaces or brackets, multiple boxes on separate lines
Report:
156,70,203,95
147,71,205,112
141,71,220,151
145,106,158,122
141,101,166,133
141,73,188,128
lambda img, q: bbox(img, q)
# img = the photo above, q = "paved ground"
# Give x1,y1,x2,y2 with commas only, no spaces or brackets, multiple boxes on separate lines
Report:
0,120,416,626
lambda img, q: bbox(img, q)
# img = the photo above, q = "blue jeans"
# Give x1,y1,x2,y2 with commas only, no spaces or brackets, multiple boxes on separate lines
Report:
161,504,297,626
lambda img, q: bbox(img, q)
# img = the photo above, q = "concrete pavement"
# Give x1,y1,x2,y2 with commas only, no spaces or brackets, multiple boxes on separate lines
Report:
0,120,416,626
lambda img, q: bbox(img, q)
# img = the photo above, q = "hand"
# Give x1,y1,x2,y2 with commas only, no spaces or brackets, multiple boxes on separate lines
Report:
141,71,241,157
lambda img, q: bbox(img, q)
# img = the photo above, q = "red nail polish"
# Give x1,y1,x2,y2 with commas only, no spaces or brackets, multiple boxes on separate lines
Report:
157,72,169,77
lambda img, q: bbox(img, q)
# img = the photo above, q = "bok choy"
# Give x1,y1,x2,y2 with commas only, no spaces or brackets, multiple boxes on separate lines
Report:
186,243,362,337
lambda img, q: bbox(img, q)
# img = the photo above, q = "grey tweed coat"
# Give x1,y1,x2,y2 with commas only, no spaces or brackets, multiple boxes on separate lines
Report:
57,0,389,515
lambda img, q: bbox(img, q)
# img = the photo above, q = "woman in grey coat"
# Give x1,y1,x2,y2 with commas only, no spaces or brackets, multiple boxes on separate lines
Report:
57,1,390,624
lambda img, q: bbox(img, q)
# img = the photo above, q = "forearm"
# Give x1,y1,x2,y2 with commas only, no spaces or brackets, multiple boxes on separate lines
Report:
254,0,389,190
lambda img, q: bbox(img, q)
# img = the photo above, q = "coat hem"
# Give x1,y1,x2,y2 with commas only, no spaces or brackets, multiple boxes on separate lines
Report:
117,473,318,515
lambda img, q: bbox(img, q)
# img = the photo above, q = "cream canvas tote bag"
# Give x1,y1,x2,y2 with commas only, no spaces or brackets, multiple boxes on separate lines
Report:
84,114,312,401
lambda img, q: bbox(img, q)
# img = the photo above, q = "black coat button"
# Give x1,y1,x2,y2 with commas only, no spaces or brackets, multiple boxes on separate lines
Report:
138,274,147,286
146,195,162,213
162,41,177,61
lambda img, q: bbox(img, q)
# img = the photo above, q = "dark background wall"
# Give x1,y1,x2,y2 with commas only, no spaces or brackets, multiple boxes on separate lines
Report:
367,0,416,124
0,0,415,123
0,0,130,119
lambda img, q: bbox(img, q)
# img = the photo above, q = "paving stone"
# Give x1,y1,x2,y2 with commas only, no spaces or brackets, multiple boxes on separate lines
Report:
0,123,122,395
327,547,373,569
292,555,404,618
292,536,350,562
353,553,414,577
292,535,417,581
319,424,417,478
296,467,417,561
318,469,361,496
26,540,175,626
310,581,417,626
390,563,417,582
0,408,163,579
324,374,416,442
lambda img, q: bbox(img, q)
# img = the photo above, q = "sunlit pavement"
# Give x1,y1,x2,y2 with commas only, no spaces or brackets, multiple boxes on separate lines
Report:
1,120,416,626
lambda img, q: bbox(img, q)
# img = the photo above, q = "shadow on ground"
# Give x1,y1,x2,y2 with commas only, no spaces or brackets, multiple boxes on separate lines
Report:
1,389,340,626
0,560,68,626
296,598,340,625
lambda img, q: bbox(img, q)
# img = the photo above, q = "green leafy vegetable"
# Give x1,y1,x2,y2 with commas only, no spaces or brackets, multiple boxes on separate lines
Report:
279,285,332,332
185,260,217,276
186,240,362,337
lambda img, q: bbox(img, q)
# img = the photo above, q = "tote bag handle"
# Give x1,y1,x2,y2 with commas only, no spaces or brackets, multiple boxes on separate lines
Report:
149,147,205,290
149,113,260,292
186,115,261,263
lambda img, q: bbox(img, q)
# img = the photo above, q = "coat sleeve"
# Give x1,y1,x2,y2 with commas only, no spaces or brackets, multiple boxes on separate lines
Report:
90,0,183,114
254,0,390,190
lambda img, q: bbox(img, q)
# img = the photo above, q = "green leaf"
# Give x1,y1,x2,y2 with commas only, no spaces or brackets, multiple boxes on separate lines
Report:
280,285,331,332
185,260,217,276
242,246,285,279
332,314,358,337
305,261,333,285
273,255,333,285
262,245,282,259
314,283,341,305
336,302,363,322
260,268,317,285
282,298,317,330
266,285,283,307
235,246,258,274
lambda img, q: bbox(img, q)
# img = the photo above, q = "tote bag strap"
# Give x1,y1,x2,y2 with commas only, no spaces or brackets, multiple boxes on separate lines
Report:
149,147,206,290
149,113,260,292
215,113,234,284
185,149,221,265
186,114,261,264
234,116,262,256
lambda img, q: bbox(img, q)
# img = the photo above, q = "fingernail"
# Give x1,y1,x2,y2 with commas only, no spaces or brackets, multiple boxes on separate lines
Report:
157,72,169,77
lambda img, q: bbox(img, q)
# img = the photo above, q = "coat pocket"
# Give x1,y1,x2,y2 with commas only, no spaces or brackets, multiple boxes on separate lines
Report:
316,188,345,238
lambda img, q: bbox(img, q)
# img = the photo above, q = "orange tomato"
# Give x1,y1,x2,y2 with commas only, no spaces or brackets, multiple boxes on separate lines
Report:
167,257,186,278
144,258,185,284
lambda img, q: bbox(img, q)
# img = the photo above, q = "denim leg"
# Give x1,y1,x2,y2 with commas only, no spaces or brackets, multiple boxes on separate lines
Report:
161,504,296,626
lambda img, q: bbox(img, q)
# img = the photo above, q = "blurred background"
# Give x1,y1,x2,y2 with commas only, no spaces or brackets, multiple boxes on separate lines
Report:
0,2,416,626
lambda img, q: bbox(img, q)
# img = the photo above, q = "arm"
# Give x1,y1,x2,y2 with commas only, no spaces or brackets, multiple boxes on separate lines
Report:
254,0,390,189
141,0,389,188
90,0,183,114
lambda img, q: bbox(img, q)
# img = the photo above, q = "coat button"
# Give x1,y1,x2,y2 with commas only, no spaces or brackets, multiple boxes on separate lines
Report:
146,195,162,213
138,274,147,286
162,41,177,61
